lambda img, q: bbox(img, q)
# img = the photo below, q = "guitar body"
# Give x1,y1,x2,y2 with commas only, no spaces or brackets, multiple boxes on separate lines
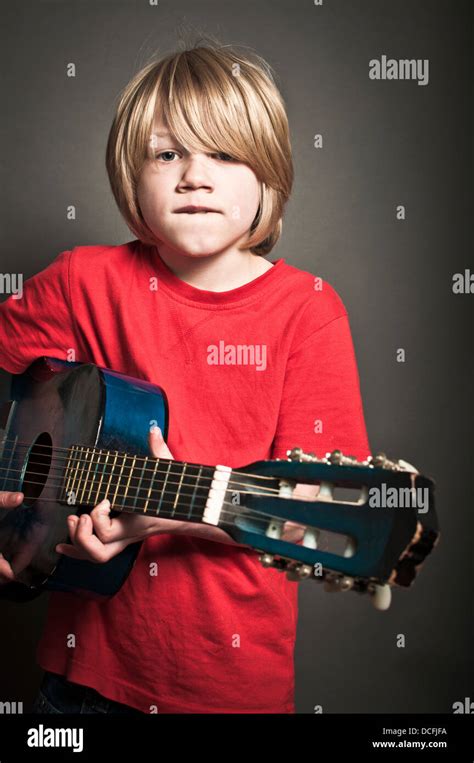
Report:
0,357,168,601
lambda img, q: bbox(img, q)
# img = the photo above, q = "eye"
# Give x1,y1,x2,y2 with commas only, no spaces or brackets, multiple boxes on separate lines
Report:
154,150,179,162
214,152,236,162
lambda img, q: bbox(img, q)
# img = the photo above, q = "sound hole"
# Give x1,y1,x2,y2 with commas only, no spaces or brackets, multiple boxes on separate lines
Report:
22,432,53,506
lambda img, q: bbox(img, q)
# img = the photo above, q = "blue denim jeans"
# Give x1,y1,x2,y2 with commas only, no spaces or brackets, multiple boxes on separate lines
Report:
31,671,143,714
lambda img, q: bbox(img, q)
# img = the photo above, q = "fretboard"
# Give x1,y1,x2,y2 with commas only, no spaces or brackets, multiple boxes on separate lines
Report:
60,445,220,524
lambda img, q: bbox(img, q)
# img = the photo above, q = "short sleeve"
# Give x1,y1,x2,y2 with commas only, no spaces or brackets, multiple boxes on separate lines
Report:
271,312,371,462
0,249,77,374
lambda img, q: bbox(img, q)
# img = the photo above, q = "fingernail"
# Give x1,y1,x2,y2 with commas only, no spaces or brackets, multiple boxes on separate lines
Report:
80,514,87,524
151,426,161,436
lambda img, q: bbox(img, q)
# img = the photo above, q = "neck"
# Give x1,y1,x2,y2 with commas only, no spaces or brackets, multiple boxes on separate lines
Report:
154,244,272,291
61,445,235,526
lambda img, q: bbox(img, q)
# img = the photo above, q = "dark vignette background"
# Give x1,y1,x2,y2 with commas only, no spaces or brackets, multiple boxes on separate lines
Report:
0,0,472,714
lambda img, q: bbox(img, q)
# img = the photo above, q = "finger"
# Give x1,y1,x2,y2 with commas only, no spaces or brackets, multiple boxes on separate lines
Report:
65,514,79,543
55,513,130,563
149,426,173,459
63,502,108,543
397,459,419,474
0,491,24,509
87,499,114,541
88,501,148,544
281,521,305,543
293,483,320,500
0,552,16,583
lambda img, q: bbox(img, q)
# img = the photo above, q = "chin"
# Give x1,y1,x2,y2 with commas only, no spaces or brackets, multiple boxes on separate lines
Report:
170,240,229,258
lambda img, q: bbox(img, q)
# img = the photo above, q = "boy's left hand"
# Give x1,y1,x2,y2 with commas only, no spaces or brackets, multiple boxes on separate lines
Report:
55,427,191,563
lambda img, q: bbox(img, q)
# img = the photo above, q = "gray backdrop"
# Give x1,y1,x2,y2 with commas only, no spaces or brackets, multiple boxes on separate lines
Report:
0,0,472,714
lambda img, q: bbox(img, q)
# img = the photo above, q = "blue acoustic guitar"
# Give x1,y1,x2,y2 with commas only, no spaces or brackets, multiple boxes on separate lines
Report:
0,358,439,610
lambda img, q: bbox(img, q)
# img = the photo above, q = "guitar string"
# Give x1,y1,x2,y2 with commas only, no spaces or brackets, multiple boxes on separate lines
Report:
0,437,316,495
0,460,285,495
0,498,309,536
0,466,319,526
0,436,318,483
0,459,321,528
0,459,296,498
0,488,314,538
0,438,325,526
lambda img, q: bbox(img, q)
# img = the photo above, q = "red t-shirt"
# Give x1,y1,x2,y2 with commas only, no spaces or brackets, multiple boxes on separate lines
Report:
0,240,370,713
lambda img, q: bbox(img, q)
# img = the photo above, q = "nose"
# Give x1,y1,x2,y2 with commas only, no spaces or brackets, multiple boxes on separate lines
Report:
178,154,214,190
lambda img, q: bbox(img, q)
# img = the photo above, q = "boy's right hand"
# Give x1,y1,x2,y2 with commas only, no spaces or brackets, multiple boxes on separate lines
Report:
0,491,24,585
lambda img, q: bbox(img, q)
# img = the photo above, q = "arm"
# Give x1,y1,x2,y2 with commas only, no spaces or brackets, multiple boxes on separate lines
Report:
0,249,77,374
0,250,78,583
271,312,370,464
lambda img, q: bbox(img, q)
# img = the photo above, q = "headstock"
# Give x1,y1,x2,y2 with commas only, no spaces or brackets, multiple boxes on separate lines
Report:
228,448,439,610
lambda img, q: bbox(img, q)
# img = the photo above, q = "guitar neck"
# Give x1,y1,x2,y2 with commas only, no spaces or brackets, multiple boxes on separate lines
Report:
60,444,235,526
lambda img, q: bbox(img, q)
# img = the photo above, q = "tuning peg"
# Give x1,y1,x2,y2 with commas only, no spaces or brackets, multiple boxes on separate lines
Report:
368,583,392,610
323,572,355,592
317,480,334,501
396,459,419,474
343,537,356,558
286,447,318,462
285,564,313,581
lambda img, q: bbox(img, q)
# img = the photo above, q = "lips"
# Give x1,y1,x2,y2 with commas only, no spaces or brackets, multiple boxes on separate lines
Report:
174,205,220,213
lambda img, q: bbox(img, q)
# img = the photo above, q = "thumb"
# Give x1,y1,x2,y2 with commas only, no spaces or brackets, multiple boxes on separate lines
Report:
149,426,173,460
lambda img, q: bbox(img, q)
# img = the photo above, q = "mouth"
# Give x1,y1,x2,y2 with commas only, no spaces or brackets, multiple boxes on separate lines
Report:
174,206,220,214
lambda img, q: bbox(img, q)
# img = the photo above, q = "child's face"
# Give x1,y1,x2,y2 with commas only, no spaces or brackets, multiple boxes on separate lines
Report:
137,119,261,258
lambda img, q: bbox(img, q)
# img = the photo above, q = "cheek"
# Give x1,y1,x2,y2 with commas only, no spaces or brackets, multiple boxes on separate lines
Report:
230,175,260,220
136,176,148,211
137,177,163,217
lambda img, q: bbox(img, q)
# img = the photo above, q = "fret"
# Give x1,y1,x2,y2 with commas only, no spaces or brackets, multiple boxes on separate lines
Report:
111,453,127,508
70,446,83,506
116,452,142,512
183,464,214,523
82,447,95,505
87,448,100,506
143,457,158,513
188,464,203,521
77,447,90,505
157,460,172,516
172,463,186,515
63,446,75,503
106,451,119,507
133,455,148,512
123,454,136,510
142,461,212,522
94,449,110,505
79,445,90,504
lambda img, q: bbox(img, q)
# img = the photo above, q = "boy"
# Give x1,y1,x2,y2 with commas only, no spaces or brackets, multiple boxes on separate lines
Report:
0,42,370,713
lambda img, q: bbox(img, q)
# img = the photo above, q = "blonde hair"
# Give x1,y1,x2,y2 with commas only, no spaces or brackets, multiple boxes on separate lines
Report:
105,41,294,256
